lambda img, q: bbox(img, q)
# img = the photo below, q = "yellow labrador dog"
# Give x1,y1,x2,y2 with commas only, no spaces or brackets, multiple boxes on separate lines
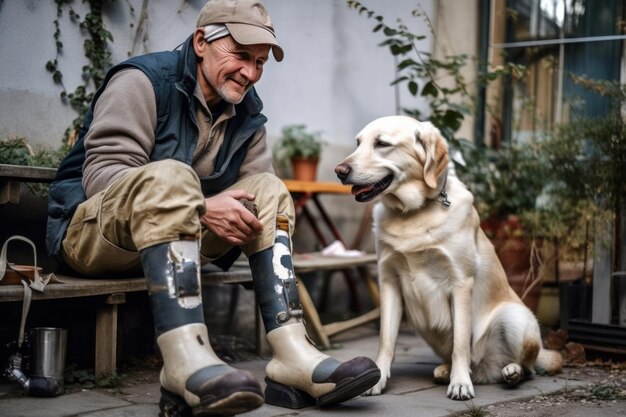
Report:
335,116,562,400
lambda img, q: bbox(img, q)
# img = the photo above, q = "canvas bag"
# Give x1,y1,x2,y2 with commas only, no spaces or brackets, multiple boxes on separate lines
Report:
0,235,62,347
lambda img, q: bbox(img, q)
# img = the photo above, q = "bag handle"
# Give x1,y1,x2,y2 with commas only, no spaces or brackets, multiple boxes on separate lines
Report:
0,235,48,348
0,235,50,291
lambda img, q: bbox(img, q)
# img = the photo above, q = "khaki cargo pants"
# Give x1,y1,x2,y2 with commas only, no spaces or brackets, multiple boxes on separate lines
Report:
61,160,295,277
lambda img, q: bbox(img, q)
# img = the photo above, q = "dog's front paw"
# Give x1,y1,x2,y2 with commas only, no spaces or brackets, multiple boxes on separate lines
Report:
447,379,475,401
363,377,386,396
363,359,390,396
502,363,523,386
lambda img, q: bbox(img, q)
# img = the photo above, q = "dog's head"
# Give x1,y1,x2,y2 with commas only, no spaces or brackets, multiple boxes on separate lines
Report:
335,116,449,211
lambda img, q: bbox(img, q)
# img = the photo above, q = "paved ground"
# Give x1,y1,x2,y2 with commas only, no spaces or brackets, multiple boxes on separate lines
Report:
1,325,624,417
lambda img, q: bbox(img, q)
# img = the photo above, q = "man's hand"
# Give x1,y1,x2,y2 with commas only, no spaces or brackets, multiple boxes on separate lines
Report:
201,190,263,246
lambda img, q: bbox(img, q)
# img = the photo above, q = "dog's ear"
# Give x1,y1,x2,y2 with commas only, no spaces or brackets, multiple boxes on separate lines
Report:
417,124,449,189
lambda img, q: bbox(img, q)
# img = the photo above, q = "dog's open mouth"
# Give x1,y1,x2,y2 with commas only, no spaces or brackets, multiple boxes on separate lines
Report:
350,174,394,202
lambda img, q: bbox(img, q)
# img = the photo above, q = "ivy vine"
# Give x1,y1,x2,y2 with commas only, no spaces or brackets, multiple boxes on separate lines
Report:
46,0,114,144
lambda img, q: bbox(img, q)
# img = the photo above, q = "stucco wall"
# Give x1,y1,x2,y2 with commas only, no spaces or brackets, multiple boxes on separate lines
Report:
0,0,445,252
0,0,434,176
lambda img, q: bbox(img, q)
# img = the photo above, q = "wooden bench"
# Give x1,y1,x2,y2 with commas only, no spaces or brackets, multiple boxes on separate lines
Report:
0,267,255,380
0,164,56,204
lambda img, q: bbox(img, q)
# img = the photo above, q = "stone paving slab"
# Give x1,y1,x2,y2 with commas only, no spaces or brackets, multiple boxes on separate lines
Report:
0,328,586,417
0,390,132,417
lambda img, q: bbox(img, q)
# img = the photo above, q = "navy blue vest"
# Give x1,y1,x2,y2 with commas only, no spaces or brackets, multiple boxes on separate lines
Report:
46,35,267,256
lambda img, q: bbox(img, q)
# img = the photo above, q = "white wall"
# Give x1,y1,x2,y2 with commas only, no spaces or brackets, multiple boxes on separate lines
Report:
0,0,434,180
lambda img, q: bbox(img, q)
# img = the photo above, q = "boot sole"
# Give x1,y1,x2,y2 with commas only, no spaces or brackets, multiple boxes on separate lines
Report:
265,367,381,409
160,387,264,417
318,367,381,407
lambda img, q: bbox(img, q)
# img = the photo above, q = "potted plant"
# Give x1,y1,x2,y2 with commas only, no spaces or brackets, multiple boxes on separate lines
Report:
272,124,325,181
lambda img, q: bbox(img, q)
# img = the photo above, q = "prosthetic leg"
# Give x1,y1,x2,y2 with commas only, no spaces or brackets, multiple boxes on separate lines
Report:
142,240,264,417
249,216,380,408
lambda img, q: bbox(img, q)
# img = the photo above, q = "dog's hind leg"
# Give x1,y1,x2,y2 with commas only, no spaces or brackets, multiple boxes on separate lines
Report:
433,363,451,384
472,303,542,386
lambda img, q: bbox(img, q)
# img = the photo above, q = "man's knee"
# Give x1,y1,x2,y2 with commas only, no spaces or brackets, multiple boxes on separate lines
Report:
111,160,205,249
138,160,201,191
242,173,293,212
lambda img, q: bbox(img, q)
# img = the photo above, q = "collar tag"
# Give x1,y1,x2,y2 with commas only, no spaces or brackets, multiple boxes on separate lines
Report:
437,168,451,208
438,190,451,208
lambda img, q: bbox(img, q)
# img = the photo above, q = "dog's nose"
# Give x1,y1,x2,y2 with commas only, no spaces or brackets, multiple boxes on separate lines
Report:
335,162,351,183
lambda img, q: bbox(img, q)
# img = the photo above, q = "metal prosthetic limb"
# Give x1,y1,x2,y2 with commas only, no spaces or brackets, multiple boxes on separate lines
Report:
142,240,263,417
249,216,380,409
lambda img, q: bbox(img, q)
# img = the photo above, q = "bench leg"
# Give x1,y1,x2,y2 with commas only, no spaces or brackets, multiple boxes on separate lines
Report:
297,278,331,349
255,304,270,356
95,293,126,380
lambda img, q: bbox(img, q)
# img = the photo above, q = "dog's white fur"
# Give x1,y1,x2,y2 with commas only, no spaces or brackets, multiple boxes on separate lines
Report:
335,116,562,400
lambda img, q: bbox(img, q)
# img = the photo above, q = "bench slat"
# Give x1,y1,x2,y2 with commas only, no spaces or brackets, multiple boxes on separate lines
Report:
0,164,57,182
0,268,254,302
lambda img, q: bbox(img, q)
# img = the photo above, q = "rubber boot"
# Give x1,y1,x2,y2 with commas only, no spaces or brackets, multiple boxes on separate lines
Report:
249,216,380,409
143,240,264,416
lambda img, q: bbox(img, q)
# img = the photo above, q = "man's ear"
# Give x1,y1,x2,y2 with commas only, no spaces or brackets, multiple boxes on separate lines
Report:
193,28,207,59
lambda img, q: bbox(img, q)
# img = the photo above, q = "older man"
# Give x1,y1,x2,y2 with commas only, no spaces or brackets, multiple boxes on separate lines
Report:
46,1,379,415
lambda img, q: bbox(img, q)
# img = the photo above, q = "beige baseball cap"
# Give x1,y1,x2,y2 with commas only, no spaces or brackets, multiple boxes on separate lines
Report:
197,0,284,62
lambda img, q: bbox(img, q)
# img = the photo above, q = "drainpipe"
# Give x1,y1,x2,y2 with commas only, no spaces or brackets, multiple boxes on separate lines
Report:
474,0,490,146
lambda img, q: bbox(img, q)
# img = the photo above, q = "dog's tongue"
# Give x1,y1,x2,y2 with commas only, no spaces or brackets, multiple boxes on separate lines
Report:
352,184,374,197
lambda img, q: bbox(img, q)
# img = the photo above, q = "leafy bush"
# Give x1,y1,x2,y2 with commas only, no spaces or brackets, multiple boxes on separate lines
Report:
0,137,67,168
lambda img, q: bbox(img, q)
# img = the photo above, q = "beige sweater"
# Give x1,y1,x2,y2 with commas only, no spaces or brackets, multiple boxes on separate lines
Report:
82,68,274,198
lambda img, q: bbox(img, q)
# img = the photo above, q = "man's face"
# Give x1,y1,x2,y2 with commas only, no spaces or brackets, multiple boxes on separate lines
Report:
196,34,270,107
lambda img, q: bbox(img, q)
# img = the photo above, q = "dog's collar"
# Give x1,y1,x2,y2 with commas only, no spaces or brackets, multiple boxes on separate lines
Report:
436,168,451,208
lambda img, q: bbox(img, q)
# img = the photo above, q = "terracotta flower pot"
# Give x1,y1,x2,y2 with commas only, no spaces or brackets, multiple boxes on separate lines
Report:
291,156,319,181
482,215,543,312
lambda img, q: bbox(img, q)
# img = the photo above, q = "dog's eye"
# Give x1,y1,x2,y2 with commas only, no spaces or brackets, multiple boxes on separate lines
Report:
375,140,391,148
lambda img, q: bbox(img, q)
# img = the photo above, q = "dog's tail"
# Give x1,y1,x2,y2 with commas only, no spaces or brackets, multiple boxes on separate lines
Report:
534,348,563,375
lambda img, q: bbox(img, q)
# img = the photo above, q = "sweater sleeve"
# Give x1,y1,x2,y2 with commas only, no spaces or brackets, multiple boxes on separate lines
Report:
82,69,157,198
238,125,275,179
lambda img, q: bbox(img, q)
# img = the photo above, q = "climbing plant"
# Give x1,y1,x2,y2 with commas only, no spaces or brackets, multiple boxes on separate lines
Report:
346,0,523,144
45,0,115,144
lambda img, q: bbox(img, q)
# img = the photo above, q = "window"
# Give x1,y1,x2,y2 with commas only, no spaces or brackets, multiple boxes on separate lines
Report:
488,0,625,144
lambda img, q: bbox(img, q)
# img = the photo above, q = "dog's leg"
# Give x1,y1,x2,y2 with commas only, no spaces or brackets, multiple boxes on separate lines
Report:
502,363,524,385
364,272,403,396
447,277,475,400
472,302,559,386
433,363,451,384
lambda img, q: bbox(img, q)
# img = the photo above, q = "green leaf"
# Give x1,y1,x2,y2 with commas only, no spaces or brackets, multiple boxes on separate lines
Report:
397,58,418,70
390,76,408,86
442,110,464,131
408,81,418,96
421,81,439,97
383,27,397,36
